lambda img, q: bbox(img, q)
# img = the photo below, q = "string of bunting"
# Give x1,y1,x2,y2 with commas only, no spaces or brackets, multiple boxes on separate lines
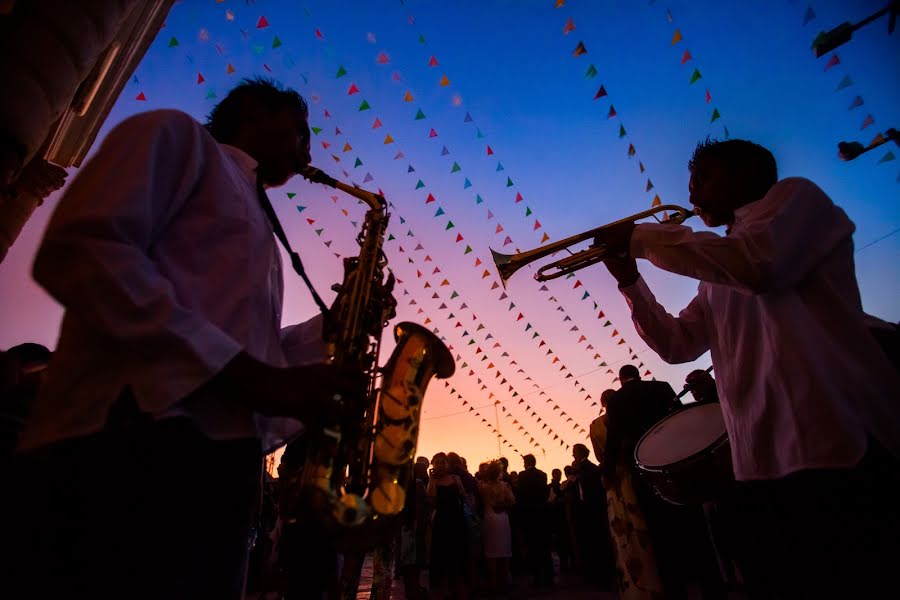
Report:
399,5,652,377
306,36,631,401
297,169,576,450
802,4,897,176
309,124,587,449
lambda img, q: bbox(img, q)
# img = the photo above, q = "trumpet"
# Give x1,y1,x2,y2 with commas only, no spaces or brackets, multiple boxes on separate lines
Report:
491,204,697,286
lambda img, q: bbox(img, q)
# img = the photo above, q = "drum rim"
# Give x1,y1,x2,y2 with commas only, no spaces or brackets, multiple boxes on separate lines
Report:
633,404,729,473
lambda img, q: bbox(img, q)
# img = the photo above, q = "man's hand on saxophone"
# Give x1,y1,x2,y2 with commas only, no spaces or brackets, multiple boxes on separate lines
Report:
210,351,369,426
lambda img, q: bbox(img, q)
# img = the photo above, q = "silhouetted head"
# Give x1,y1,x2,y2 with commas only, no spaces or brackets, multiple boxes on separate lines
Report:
688,138,777,228
206,77,310,187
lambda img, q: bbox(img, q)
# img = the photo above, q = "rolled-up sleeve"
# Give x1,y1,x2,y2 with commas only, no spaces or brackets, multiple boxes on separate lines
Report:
32,110,242,399
629,178,855,295
619,277,709,364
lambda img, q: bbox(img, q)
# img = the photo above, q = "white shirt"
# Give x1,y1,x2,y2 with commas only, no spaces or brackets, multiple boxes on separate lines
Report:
620,177,900,481
22,110,323,452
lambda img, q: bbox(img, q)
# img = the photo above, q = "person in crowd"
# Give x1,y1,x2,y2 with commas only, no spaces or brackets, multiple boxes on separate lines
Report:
477,460,515,595
572,443,614,589
547,468,572,574
448,451,480,592
0,342,50,462
516,454,554,588
559,464,582,571
3,78,366,600
602,367,701,599
428,452,469,599
596,137,900,597
684,369,718,404
591,388,664,599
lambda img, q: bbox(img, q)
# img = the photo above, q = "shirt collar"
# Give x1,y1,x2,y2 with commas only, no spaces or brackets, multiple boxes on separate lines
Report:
221,144,259,184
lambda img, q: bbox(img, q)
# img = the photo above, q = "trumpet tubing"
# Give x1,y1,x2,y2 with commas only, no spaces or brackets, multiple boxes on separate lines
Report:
492,204,697,285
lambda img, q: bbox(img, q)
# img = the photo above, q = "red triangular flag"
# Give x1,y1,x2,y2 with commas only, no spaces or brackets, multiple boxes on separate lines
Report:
256,16,269,29
348,83,360,95
428,55,439,67
135,92,146,101
197,73,205,84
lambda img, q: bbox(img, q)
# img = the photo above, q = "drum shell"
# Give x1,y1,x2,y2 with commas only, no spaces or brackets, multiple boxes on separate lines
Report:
634,405,735,505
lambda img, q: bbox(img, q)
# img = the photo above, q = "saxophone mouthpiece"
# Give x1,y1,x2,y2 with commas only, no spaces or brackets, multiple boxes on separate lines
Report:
302,166,338,188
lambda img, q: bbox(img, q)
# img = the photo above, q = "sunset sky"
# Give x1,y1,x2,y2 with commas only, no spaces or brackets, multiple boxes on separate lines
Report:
1,0,898,473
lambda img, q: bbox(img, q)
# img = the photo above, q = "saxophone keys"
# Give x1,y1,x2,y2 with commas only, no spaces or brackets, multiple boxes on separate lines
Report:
371,479,406,516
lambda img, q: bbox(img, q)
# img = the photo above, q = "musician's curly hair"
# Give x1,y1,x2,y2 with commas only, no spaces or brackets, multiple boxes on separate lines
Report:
205,76,308,143
689,138,778,202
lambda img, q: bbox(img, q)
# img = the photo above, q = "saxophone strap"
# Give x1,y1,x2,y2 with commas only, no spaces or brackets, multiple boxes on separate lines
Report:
256,176,330,316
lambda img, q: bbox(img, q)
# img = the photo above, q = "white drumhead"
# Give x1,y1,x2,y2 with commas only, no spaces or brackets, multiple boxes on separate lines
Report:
636,403,726,467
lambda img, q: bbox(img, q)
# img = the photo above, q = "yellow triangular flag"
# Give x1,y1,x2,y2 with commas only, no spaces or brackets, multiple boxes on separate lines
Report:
671,29,682,45
342,142,351,152
439,75,450,86
403,91,414,102
384,134,394,144
652,194,661,207
226,63,236,74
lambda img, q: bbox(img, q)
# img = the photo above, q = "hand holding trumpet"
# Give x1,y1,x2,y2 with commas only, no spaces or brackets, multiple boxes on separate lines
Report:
593,220,639,287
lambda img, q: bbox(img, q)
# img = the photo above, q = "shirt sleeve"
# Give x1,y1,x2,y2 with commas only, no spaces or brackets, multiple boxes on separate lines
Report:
32,110,242,396
280,313,325,366
630,178,855,294
620,276,710,364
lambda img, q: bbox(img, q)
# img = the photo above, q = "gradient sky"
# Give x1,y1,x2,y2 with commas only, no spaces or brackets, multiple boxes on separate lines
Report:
1,0,898,473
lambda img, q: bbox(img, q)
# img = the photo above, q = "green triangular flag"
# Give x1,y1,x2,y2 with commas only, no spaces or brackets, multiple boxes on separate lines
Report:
450,291,459,299
496,162,504,171
506,177,513,187
311,127,322,135
315,228,324,236
415,108,426,120
618,124,626,138
418,34,426,44
445,221,455,230
272,36,282,48
525,207,532,216
877,151,896,164
690,68,702,84
387,234,395,241
206,89,216,99
585,64,598,79
581,291,590,300
603,320,611,326
451,162,461,173
296,205,306,213
354,157,363,167
463,178,472,189
358,100,371,111
711,108,721,123
336,65,347,78
476,194,484,204
464,245,473,254
476,128,484,138
168,36,178,47
286,192,296,199
415,180,425,189
435,207,445,217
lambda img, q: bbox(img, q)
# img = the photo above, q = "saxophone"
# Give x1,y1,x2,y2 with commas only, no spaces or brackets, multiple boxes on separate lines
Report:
282,167,454,551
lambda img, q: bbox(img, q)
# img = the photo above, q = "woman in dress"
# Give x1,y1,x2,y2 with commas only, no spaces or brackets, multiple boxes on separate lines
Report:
477,461,515,595
428,452,469,599
592,389,664,599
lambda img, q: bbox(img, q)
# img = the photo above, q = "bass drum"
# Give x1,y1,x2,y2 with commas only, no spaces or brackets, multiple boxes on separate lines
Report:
634,402,734,505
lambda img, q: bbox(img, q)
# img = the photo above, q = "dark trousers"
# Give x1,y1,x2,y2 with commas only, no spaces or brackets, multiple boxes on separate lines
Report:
522,510,554,585
736,440,900,599
3,417,261,600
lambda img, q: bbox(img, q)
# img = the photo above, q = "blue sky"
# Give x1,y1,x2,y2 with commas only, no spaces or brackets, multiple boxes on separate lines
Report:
2,0,898,469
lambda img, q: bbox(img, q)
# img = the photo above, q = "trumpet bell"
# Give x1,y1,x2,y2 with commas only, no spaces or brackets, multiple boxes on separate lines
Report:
490,248,518,288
